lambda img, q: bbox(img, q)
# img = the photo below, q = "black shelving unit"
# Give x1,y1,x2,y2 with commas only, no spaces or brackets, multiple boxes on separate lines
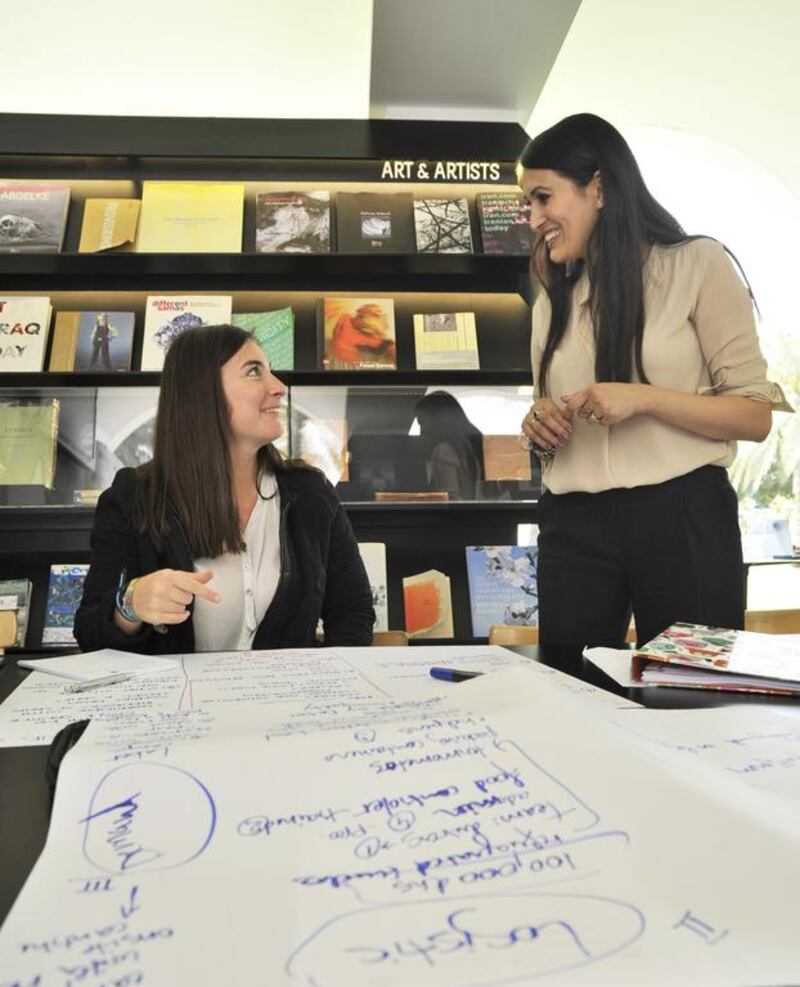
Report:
0,114,537,646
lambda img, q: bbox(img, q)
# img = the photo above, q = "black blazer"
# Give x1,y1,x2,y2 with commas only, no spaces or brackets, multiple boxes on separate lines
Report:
74,466,375,654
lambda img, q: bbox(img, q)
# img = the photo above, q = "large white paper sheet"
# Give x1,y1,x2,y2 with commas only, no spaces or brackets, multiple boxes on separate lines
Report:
0,645,636,748
1,668,798,985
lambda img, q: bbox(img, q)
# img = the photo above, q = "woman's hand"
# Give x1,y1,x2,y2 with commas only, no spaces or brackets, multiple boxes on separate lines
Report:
561,383,648,426
129,568,220,627
521,397,573,450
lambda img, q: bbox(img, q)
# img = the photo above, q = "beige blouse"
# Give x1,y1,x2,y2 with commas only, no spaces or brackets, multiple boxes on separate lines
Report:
531,238,789,494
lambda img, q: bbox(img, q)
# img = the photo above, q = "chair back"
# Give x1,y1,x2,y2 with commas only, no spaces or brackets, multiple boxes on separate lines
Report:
744,609,800,634
0,610,18,654
488,624,539,646
372,630,409,646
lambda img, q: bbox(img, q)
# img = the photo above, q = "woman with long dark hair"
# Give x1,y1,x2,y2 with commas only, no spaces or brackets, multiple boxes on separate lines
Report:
518,113,787,648
76,324,374,653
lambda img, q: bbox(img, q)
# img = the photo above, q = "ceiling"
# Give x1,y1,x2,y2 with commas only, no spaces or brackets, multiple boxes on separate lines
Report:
2,0,797,201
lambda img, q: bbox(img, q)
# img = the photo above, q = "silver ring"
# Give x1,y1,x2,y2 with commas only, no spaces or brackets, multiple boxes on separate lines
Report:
587,410,603,425
531,407,542,423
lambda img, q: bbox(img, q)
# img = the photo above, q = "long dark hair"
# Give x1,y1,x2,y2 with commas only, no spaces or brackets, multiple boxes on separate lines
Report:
518,113,687,395
134,323,291,557
414,390,484,476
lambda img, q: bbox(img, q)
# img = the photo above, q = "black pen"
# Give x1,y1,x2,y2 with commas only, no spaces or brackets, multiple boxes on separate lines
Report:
429,666,484,683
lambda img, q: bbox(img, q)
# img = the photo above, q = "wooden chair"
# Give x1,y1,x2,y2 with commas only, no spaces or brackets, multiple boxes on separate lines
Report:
744,609,800,634
0,610,18,656
488,624,539,646
372,630,409,646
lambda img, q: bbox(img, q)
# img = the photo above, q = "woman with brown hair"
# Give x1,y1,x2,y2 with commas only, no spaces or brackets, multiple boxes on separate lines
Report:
75,324,374,653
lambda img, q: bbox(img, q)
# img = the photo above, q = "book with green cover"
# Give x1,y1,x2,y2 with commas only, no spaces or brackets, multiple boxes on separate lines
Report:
232,309,294,371
0,400,59,487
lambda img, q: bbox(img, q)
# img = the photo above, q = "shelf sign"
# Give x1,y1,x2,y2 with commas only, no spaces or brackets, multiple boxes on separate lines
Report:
380,160,508,182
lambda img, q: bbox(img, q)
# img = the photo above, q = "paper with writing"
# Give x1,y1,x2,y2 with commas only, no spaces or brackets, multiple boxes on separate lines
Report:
0,667,798,985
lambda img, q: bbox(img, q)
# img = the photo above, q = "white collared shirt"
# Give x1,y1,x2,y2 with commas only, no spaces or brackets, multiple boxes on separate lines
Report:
193,473,281,651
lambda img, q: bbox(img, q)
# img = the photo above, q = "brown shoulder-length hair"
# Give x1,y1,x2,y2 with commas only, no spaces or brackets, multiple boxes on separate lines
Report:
133,323,299,557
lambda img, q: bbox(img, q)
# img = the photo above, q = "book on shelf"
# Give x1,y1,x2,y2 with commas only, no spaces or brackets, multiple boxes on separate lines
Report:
402,569,454,639
0,399,59,487
231,309,294,371
476,192,533,255
482,435,532,481
78,198,140,253
41,563,89,646
374,491,449,502
318,298,396,370
137,181,244,253
0,578,33,648
358,542,388,633
413,197,473,253
255,191,330,253
49,311,135,372
336,192,415,253
296,417,349,485
0,296,52,372
465,545,538,638
141,295,233,371
0,181,70,253
412,312,479,370
631,621,800,695
72,489,103,506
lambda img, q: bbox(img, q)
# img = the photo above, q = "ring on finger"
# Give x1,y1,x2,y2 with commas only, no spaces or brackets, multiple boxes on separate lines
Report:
588,410,604,425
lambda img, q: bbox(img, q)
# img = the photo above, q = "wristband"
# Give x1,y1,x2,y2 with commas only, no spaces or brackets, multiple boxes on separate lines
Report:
115,577,142,624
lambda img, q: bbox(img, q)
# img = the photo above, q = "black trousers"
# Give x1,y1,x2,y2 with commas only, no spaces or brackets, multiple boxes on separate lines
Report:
537,465,744,648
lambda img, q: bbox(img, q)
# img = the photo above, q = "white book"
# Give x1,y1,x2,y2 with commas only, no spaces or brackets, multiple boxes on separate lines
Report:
0,297,52,372
141,295,233,371
358,542,388,632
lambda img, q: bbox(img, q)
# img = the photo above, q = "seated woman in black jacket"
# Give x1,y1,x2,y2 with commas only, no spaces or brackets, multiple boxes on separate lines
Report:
75,324,375,654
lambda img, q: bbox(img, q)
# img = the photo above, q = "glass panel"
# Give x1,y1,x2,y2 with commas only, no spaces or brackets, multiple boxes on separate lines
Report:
290,384,541,504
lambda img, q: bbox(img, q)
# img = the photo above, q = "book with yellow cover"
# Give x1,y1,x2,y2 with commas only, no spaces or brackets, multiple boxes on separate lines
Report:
413,311,479,370
137,182,244,253
0,400,59,487
78,199,140,253
402,569,454,639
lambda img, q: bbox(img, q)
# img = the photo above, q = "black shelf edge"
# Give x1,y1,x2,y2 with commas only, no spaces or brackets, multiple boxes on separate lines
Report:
0,252,529,280
0,369,530,389
0,115,529,161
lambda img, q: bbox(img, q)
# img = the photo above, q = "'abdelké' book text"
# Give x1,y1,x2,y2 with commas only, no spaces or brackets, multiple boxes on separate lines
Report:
465,545,539,638
413,198,473,253
137,182,244,253
336,193,415,253
255,191,330,253
231,309,294,371
412,312,479,370
49,311,135,372
0,578,33,648
477,192,533,255
41,563,89,646
403,569,454,639
0,297,52,372
319,298,396,370
0,181,70,253
78,199,140,253
0,400,60,488
141,295,233,371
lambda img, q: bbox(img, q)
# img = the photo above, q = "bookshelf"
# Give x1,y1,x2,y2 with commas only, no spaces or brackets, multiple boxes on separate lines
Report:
0,114,538,648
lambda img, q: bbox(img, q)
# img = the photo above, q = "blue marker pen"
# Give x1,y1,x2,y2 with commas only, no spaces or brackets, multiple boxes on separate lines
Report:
429,666,484,683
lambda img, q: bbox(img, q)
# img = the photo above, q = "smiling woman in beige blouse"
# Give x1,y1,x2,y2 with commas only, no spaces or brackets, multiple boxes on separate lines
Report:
518,113,788,649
